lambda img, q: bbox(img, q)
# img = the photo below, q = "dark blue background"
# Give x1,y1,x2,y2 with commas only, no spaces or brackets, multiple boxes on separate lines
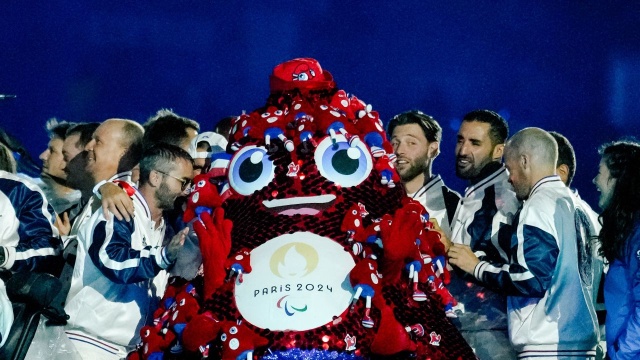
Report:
2,2,639,208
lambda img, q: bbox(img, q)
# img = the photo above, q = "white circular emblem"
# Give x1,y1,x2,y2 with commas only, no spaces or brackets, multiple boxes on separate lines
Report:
192,192,200,203
234,232,355,331
229,338,239,350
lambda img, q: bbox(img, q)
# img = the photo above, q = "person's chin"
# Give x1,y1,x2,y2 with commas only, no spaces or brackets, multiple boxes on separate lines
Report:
455,167,471,179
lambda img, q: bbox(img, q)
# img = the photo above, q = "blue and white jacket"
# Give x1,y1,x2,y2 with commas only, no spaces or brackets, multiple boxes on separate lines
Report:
409,174,460,238
474,176,599,358
0,170,60,272
65,180,173,353
604,215,640,360
448,164,520,332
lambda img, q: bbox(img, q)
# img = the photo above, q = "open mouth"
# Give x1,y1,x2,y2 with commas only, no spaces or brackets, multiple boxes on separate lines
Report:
262,194,336,216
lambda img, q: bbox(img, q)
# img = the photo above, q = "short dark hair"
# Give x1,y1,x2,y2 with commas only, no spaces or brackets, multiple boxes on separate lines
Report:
66,122,100,149
462,109,508,146
143,109,200,150
215,116,235,140
387,110,442,143
548,131,576,186
138,143,194,185
46,118,76,140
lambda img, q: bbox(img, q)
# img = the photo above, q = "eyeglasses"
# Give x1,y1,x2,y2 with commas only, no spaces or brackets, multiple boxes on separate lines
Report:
155,170,191,191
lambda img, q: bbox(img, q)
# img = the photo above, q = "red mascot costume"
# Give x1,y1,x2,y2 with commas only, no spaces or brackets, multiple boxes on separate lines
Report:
131,58,475,360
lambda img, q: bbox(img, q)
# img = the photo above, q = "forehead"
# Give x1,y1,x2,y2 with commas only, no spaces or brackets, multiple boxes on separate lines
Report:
63,133,81,148
598,159,610,173
49,137,64,147
458,121,492,140
172,158,194,174
391,123,428,141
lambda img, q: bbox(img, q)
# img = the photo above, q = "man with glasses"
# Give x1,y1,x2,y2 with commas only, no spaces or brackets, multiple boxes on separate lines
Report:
63,124,193,358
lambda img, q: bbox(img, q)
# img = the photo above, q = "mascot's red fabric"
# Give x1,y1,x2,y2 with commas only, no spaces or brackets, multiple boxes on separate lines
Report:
129,58,475,360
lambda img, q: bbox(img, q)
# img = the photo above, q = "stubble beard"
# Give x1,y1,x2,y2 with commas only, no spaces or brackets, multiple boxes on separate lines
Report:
155,180,178,210
399,161,427,183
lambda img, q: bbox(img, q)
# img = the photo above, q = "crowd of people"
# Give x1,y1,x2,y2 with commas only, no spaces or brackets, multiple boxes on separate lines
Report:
0,102,638,360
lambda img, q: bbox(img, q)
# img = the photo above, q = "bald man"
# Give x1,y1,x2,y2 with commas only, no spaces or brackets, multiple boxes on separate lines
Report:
449,128,599,358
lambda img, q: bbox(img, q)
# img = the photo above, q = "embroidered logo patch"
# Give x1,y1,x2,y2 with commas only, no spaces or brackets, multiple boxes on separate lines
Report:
429,331,441,346
344,334,356,351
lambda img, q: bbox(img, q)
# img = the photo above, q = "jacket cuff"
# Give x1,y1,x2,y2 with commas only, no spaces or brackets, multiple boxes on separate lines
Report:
0,246,16,270
92,180,108,200
157,247,174,270
473,260,490,281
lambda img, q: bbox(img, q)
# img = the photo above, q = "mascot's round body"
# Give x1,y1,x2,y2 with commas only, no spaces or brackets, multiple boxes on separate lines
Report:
131,58,475,360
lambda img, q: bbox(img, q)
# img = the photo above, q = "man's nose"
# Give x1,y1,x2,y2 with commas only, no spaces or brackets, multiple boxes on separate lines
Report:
456,143,469,156
84,139,95,151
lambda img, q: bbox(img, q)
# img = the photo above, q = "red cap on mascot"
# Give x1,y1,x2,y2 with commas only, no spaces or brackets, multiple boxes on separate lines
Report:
269,57,336,92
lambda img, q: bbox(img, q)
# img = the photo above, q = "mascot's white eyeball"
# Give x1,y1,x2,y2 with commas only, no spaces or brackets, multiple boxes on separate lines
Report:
228,145,275,196
315,134,373,187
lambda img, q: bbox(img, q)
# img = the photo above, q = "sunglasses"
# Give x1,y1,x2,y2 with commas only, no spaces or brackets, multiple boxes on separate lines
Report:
155,170,191,191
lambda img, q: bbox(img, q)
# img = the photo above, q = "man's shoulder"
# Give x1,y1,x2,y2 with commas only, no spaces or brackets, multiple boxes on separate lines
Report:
0,171,43,193
529,181,573,208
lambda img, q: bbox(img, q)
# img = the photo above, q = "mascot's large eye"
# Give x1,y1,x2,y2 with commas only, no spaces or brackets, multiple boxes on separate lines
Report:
228,145,275,196
314,134,372,187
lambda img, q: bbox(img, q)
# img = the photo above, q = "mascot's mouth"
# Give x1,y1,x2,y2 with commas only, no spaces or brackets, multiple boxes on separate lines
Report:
262,194,336,216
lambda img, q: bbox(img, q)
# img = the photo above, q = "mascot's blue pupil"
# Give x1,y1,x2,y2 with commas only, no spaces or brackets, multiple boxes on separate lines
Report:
331,149,359,175
239,157,263,183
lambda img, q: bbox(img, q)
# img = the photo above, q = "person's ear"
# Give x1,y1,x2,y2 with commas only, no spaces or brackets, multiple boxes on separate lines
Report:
492,144,504,160
428,141,440,158
520,154,529,170
556,164,569,184
150,169,163,187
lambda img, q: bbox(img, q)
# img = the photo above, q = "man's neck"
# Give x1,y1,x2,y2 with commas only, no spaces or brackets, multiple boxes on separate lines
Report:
138,185,163,228
42,174,75,195
468,162,502,186
405,170,432,195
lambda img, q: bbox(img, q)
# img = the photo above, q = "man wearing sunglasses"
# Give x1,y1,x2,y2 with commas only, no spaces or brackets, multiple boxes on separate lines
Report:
63,140,193,359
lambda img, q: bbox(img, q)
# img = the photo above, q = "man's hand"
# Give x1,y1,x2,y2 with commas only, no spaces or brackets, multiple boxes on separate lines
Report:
428,218,452,252
165,227,188,263
55,212,71,236
100,182,135,222
447,244,480,275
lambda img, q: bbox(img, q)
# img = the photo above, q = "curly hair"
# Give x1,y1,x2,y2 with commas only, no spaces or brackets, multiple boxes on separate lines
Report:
598,139,640,262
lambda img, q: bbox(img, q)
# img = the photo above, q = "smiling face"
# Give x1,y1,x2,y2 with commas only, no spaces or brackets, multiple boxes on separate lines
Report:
455,120,502,180
593,158,616,210
84,120,128,184
390,123,438,183
221,134,405,252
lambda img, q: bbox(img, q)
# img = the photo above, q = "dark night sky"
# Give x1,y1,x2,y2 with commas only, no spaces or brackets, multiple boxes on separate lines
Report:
1,1,639,208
